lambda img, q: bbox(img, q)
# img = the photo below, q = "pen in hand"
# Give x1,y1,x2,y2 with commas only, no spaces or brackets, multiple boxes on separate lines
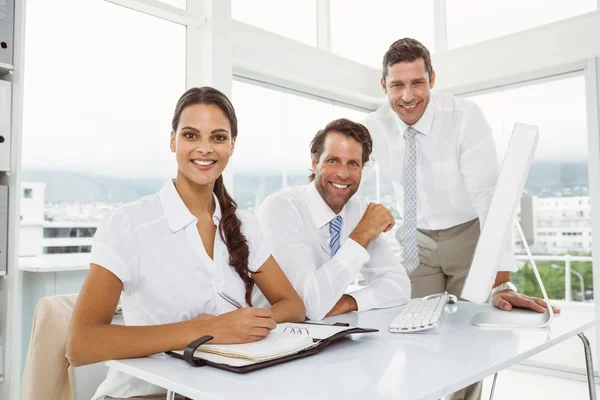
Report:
217,291,246,309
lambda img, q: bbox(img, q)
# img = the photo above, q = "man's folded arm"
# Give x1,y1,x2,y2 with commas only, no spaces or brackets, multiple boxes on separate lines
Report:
347,233,411,311
258,196,369,321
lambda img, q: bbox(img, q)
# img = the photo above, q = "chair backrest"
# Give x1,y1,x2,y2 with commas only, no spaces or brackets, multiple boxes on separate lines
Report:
20,294,78,400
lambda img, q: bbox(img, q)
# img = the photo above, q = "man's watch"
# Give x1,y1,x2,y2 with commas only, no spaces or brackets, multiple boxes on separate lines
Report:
491,281,518,295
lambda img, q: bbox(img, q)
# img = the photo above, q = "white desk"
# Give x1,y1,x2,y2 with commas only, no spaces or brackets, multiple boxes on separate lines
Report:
19,253,91,272
106,303,599,400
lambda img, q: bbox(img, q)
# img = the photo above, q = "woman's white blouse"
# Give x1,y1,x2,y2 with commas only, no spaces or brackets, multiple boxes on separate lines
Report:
91,180,271,400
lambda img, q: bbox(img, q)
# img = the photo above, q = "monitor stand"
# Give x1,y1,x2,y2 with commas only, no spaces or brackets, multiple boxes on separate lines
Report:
471,220,555,328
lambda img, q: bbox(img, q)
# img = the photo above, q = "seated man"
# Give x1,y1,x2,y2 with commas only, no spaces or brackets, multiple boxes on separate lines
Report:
258,118,410,320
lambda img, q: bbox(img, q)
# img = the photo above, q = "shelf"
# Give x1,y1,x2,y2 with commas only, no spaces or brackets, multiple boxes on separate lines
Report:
0,62,13,76
19,253,91,272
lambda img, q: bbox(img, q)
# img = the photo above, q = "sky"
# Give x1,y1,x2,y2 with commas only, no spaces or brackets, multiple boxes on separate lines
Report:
20,0,595,181
467,75,589,163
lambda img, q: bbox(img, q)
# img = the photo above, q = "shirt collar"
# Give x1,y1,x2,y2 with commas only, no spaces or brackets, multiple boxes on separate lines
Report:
305,181,346,229
393,94,436,136
159,179,222,232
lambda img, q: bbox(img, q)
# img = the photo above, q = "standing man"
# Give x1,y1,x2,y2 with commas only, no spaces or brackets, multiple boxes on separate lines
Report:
258,118,410,321
363,38,559,399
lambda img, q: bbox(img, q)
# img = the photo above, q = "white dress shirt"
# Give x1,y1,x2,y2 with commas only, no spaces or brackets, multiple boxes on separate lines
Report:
362,92,515,272
91,180,271,400
257,183,411,321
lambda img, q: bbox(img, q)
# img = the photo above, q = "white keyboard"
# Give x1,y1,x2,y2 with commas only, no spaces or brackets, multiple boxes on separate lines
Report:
389,294,453,333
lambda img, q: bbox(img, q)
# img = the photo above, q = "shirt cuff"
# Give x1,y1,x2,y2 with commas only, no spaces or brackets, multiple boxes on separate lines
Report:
333,239,370,275
348,288,408,312
347,288,377,312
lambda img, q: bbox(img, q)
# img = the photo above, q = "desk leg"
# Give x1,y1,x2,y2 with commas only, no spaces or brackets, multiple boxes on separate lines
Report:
489,372,498,400
578,333,597,400
166,390,175,400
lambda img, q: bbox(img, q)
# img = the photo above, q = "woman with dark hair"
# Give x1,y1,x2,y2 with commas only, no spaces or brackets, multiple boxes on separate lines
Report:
67,87,305,400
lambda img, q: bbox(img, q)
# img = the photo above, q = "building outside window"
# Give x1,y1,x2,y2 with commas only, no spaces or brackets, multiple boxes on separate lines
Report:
20,0,186,257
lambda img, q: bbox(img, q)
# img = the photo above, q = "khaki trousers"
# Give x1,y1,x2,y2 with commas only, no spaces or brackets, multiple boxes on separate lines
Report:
400,218,483,400
410,218,480,299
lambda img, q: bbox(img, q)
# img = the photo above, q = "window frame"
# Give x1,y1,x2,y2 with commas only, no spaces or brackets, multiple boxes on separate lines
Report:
450,58,600,377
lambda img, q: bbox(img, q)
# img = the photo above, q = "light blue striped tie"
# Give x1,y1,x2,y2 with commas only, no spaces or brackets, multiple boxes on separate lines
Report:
403,127,420,273
329,215,343,256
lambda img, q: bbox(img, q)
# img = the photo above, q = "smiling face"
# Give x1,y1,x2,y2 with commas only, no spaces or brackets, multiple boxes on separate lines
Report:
311,131,363,214
381,58,436,126
170,103,235,188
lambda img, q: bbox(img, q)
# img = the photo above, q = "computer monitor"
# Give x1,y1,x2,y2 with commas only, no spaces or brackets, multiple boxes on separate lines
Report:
460,122,554,328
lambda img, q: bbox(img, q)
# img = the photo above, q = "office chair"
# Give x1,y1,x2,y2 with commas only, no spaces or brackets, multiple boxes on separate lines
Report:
21,294,78,400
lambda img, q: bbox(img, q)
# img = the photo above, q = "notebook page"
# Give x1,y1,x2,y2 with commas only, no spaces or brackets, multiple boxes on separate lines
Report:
170,331,314,365
189,337,314,367
275,323,351,340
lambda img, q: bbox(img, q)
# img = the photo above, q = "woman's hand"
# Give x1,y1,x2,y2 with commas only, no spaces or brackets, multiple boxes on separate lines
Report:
190,308,276,344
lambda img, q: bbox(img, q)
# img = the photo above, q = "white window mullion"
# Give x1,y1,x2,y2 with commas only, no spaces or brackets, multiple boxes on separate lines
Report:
104,0,206,26
316,0,332,51
433,0,448,52
585,57,600,376
186,0,234,189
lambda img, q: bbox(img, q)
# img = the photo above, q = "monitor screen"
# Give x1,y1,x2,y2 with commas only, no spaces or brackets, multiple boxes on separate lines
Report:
461,123,539,304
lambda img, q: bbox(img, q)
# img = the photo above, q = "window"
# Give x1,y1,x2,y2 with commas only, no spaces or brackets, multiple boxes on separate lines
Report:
465,74,594,313
232,0,317,46
465,75,588,201
330,0,435,68
446,0,597,49
43,245,92,254
231,80,370,212
23,188,33,198
43,227,97,238
21,0,186,260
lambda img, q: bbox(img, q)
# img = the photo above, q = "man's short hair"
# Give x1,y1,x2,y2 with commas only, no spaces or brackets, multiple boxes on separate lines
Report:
382,38,433,80
309,118,373,182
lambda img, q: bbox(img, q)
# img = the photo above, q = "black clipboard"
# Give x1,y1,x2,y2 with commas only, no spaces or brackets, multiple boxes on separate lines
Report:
166,326,378,374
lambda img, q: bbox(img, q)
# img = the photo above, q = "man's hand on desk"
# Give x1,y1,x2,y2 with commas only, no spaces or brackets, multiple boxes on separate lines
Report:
492,291,561,314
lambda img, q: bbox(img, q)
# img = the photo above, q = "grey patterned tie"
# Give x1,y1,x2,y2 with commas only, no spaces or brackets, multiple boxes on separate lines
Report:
403,127,420,273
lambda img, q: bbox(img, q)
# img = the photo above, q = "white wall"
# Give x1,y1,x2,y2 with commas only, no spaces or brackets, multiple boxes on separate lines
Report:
232,11,600,107
19,182,44,224
231,20,380,109
19,225,42,257
18,182,45,257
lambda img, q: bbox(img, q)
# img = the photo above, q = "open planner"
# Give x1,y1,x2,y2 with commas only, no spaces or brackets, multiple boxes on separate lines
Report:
167,322,378,373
